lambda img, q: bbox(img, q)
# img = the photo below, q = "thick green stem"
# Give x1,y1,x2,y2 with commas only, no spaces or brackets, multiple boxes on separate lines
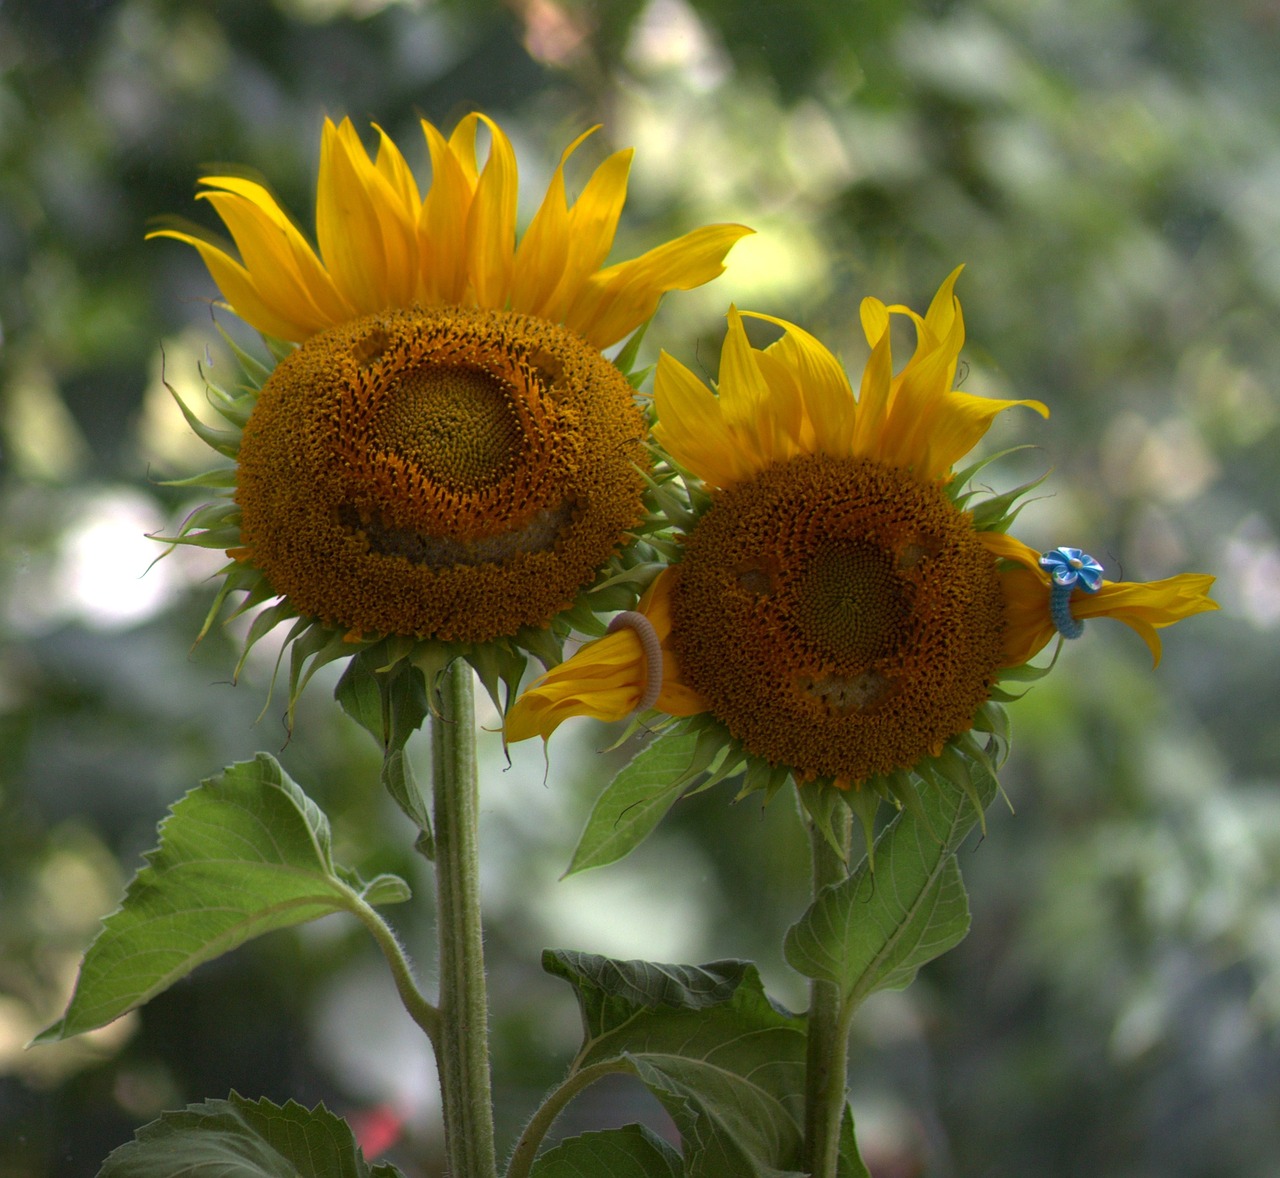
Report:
803,807,853,1178
432,659,498,1178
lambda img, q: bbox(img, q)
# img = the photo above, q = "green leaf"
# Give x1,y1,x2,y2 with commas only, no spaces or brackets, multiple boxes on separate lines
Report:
565,730,702,876
544,951,807,1178
783,769,996,1007
837,1103,872,1178
97,1091,405,1178
530,1124,681,1178
35,754,410,1041
335,650,434,855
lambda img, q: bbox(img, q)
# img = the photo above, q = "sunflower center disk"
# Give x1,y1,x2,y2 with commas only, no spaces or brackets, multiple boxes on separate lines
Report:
670,453,1006,786
374,365,521,490
234,306,647,643
793,541,907,667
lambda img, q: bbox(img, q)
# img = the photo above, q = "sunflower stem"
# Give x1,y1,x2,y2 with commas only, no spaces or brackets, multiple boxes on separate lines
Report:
432,658,498,1178
803,803,853,1177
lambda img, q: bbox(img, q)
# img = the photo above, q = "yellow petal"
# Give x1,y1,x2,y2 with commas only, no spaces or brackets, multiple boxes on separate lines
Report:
653,349,756,489
315,117,422,313
419,118,475,304
510,129,592,317
548,146,633,320
146,230,316,342
1075,574,1219,666
504,629,648,741
196,191,347,333
851,316,894,458
566,223,754,349
505,569,706,741
464,114,518,308
914,391,1050,482
743,311,855,455
372,123,422,212
982,531,1218,667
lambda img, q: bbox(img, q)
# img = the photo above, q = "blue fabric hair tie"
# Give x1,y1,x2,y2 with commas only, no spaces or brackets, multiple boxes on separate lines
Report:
1039,547,1104,639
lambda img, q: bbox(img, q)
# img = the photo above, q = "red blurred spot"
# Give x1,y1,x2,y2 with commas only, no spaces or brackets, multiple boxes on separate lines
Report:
351,1104,403,1158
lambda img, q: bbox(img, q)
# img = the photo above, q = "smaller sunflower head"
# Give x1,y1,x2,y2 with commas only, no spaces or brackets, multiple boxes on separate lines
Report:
150,113,752,716
508,270,1217,842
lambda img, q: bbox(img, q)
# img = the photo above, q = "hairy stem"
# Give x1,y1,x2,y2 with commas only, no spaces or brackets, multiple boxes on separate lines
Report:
346,892,441,1047
505,1060,630,1178
803,807,853,1177
433,659,498,1178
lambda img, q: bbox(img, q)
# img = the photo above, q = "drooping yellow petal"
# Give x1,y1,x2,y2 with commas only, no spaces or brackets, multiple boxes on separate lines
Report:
981,531,1218,666
567,223,754,349
465,114,518,308
505,569,706,741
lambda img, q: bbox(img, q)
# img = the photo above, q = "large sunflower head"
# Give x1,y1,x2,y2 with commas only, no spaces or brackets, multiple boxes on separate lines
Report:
149,113,752,714
508,269,1216,833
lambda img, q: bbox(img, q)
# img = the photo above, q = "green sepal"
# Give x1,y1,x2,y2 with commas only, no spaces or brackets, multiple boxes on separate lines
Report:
996,638,1063,682
34,754,409,1042
797,782,853,864
842,785,883,866
286,622,363,726
261,332,296,365
154,466,238,490
947,444,1042,506
96,1091,405,1178
529,1125,681,1178
613,317,651,382
967,469,1051,533
163,375,241,458
335,649,434,857
214,318,273,390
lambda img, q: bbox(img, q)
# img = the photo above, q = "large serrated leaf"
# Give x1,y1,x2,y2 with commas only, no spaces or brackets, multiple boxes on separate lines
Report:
627,1056,807,1178
565,730,703,875
543,951,807,1178
530,1124,681,1178
36,754,410,1041
97,1091,405,1178
782,770,996,1006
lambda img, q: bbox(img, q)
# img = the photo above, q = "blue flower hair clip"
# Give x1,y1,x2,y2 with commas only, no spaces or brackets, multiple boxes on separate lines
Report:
1039,547,1104,639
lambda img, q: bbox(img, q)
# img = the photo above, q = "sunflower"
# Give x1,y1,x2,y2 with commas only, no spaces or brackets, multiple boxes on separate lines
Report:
506,269,1216,814
149,113,751,710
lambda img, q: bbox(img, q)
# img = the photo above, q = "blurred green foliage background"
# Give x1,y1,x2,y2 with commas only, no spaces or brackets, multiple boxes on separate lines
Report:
1,0,1276,1175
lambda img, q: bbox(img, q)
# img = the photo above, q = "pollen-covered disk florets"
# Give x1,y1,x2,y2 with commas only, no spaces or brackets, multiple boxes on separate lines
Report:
149,113,751,715
507,269,1217,843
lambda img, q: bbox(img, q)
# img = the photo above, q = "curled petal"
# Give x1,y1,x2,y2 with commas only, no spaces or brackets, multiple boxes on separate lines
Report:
567,223,754,349
982,531,1218,666
506,570,707,742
